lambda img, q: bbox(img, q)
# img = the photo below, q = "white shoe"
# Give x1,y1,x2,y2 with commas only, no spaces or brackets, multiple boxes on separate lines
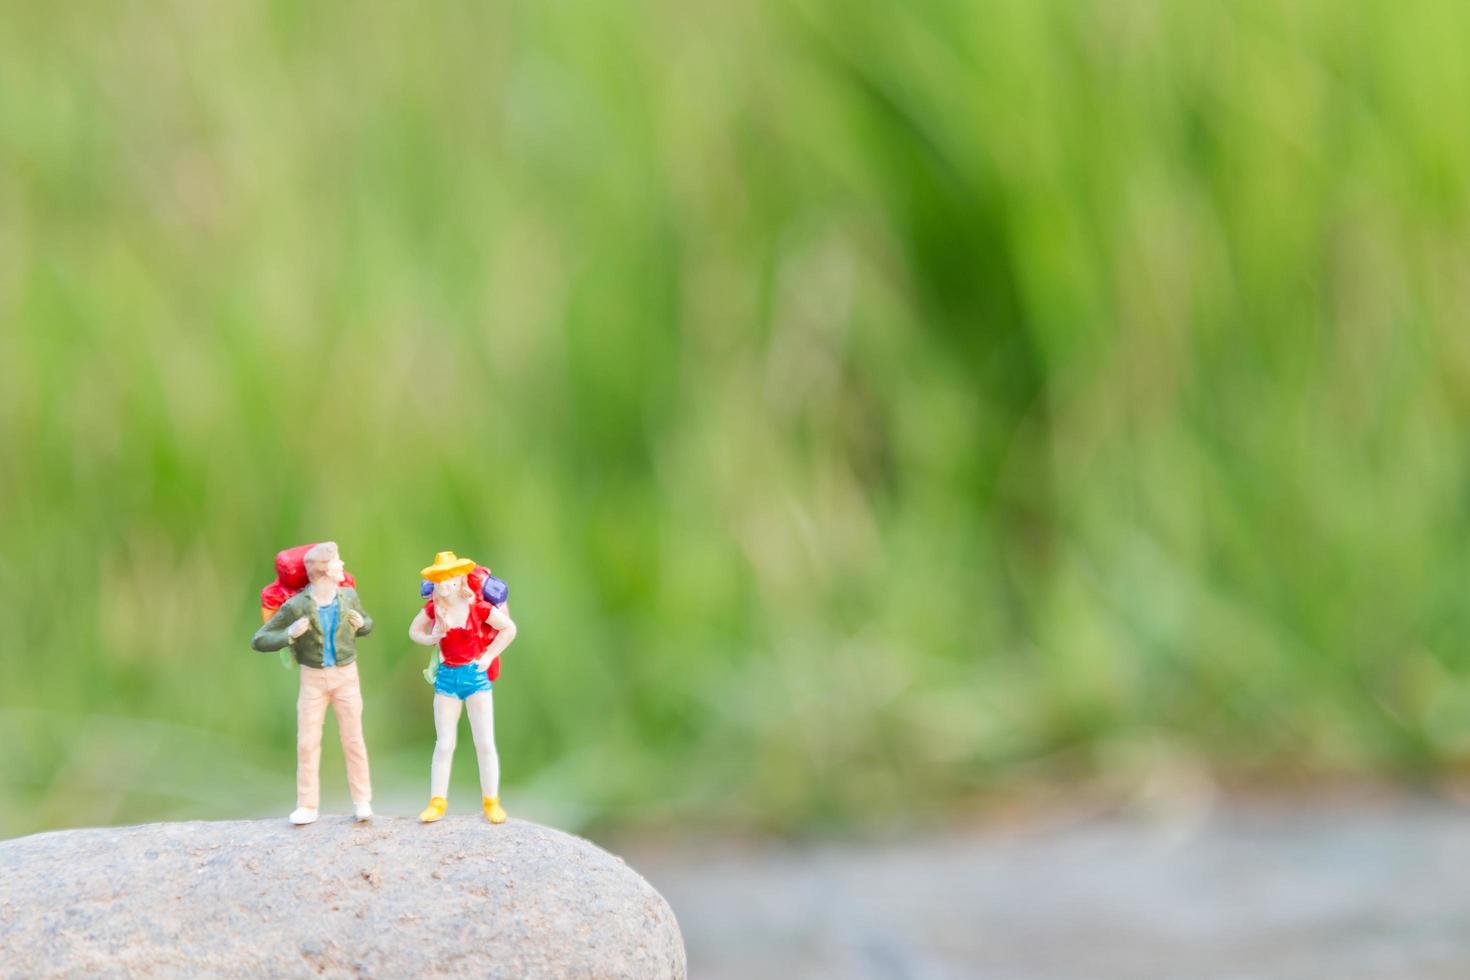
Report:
353,801,373,822
288,807,318,826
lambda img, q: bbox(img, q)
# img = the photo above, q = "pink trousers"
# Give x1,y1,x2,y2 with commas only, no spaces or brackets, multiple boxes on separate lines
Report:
296,662,372,808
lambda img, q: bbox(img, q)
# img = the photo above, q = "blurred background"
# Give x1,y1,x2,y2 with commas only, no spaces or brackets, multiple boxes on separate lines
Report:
3,0,1470,972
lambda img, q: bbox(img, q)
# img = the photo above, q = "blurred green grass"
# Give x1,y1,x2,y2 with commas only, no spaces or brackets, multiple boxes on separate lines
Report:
3,0,1470,838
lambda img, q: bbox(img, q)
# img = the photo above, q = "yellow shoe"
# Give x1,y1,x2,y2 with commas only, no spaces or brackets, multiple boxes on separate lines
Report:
483,796,506,824
419,797,447,823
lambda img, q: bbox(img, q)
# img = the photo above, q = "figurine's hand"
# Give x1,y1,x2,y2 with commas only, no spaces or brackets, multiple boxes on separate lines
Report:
429,620,447,643
346,609,364,631
287,616,310,640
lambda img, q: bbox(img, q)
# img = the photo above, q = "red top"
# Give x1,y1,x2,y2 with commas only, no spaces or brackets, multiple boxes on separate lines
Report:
424,600,501,674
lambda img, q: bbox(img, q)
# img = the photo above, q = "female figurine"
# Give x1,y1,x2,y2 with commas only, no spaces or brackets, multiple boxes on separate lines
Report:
409,551,518,824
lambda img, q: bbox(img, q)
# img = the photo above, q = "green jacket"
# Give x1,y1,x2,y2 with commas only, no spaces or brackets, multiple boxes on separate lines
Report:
252,587,374,668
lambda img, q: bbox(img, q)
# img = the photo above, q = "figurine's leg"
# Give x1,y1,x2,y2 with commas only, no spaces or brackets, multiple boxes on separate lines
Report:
296,668,330,811
331,663,372,806
430,694,462,799
465,690,500,801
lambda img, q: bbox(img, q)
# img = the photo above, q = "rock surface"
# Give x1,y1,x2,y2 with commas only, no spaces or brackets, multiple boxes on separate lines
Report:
0,816,685,979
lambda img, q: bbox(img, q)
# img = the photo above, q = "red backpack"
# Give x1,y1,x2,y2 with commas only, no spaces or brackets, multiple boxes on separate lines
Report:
259,543,357,621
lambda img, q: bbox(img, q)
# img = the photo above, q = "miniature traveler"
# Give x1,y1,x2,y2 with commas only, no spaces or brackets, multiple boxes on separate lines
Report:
409,551,517,824
251,541,375,826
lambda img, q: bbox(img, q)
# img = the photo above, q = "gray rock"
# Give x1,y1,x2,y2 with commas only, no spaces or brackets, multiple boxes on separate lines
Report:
0,816,685,979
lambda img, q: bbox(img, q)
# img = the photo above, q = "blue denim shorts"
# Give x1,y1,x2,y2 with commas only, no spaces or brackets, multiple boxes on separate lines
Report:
434,661,492,700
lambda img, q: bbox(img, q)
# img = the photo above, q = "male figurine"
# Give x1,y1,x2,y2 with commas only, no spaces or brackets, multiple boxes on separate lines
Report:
252,542,375,825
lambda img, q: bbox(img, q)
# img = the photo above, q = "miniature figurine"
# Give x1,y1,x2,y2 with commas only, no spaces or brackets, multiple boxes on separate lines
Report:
251,542,375,826
409,551,517,824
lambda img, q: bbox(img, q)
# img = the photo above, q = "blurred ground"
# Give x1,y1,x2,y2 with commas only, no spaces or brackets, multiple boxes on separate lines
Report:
624,796,1470,979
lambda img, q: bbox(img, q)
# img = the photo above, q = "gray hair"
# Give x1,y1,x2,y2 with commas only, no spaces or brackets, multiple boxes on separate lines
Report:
303,541,340,572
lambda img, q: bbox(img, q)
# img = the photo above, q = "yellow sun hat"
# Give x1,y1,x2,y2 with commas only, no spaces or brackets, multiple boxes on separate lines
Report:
421,551,477,583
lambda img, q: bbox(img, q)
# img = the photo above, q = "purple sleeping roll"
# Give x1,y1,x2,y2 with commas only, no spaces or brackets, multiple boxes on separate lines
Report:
420,575,507,604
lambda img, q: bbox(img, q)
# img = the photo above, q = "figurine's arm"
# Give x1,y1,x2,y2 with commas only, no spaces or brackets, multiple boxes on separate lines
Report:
477,604,517,669
253,602,300,652
408,608,440,647
346,592,373,636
